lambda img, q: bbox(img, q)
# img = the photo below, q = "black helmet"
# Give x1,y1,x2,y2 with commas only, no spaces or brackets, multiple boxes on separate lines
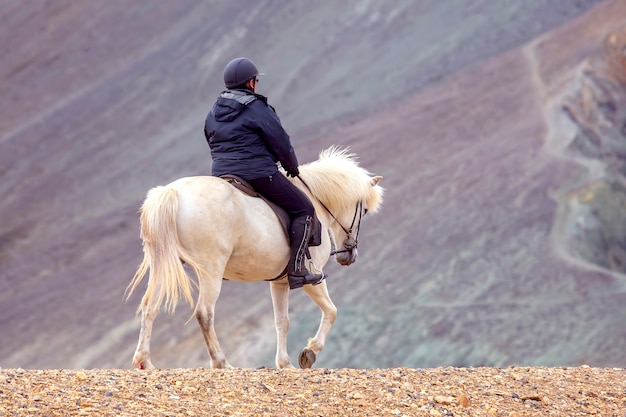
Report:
223,57,263,88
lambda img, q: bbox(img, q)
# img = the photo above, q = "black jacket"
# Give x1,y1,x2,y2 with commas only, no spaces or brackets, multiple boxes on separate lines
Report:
204,89,299,180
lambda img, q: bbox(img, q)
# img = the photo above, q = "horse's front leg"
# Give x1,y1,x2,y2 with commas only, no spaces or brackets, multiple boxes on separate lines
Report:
270,280,294,369
299,281,337,369
132,301,158,369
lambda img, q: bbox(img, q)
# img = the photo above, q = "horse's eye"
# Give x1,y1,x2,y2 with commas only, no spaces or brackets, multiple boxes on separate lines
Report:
363,208,369,216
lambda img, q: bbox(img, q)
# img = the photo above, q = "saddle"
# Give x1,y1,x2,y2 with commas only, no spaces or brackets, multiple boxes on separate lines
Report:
220,175,322,247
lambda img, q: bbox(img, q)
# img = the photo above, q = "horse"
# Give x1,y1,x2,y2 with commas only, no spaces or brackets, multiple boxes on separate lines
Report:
126,146,384,369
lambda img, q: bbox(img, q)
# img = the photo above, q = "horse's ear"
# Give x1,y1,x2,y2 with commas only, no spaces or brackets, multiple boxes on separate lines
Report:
371,176,383,186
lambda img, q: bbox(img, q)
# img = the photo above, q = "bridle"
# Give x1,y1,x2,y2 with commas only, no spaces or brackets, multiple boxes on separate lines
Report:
297,176,364,255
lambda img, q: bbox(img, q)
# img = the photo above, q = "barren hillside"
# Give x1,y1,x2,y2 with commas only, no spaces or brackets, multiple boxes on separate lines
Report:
2,0,626,372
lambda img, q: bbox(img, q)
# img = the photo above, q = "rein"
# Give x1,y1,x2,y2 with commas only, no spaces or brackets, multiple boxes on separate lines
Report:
297,175,363,255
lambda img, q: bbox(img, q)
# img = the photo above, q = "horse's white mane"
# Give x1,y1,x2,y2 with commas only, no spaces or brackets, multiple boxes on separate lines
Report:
296,146,383,214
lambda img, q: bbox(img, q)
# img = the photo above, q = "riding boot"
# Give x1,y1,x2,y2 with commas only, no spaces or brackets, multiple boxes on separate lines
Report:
287,215,324,289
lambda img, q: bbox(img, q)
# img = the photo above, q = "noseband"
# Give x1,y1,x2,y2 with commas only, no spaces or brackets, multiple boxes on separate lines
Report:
297,176,363,255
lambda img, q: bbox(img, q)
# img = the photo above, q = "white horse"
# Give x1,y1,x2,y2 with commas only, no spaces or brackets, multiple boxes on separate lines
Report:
126,147,383,369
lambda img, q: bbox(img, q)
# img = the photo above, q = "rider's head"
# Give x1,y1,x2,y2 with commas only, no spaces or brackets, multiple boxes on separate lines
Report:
223,57,263,91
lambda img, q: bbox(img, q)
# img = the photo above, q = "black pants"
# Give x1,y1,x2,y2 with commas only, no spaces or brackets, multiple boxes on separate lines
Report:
248,173,314,220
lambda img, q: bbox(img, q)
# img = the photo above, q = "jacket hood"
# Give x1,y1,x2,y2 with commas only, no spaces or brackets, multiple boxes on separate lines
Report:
212,89,259,122
212,97,246,122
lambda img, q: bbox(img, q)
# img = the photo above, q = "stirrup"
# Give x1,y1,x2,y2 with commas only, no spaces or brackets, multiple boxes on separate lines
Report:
288,272,326,290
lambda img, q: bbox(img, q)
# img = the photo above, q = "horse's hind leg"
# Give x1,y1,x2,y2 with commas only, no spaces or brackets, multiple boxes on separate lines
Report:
299,282,337,369
195,274,233,369
132,300,159,369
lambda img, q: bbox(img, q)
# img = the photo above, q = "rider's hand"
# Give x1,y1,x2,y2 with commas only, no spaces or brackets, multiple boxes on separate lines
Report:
287,166,300,177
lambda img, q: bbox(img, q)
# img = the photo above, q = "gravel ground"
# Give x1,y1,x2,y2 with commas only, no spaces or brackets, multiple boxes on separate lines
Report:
1,366,625,416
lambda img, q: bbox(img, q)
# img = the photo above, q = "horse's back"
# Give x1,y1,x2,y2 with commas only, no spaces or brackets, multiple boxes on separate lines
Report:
169,176,230,200
168,175,247,235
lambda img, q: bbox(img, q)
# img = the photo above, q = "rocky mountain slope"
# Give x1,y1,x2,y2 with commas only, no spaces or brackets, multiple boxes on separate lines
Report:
2,0,625,370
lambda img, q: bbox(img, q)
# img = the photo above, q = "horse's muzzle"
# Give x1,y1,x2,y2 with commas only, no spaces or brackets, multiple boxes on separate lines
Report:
335,247,357,266
343,237,357,250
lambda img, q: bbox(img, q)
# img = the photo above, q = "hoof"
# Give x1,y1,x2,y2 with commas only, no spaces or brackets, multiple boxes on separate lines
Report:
298,349,316,369
133,359,154,370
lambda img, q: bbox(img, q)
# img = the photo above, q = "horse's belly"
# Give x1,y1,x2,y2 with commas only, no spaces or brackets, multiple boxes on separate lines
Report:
224,196,290,281
224,241,290,281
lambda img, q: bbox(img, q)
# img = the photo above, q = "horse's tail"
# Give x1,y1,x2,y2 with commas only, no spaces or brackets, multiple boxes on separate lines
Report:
126,185,206,314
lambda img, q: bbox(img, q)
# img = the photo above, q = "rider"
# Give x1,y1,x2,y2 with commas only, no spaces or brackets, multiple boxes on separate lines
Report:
203,57,324,290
